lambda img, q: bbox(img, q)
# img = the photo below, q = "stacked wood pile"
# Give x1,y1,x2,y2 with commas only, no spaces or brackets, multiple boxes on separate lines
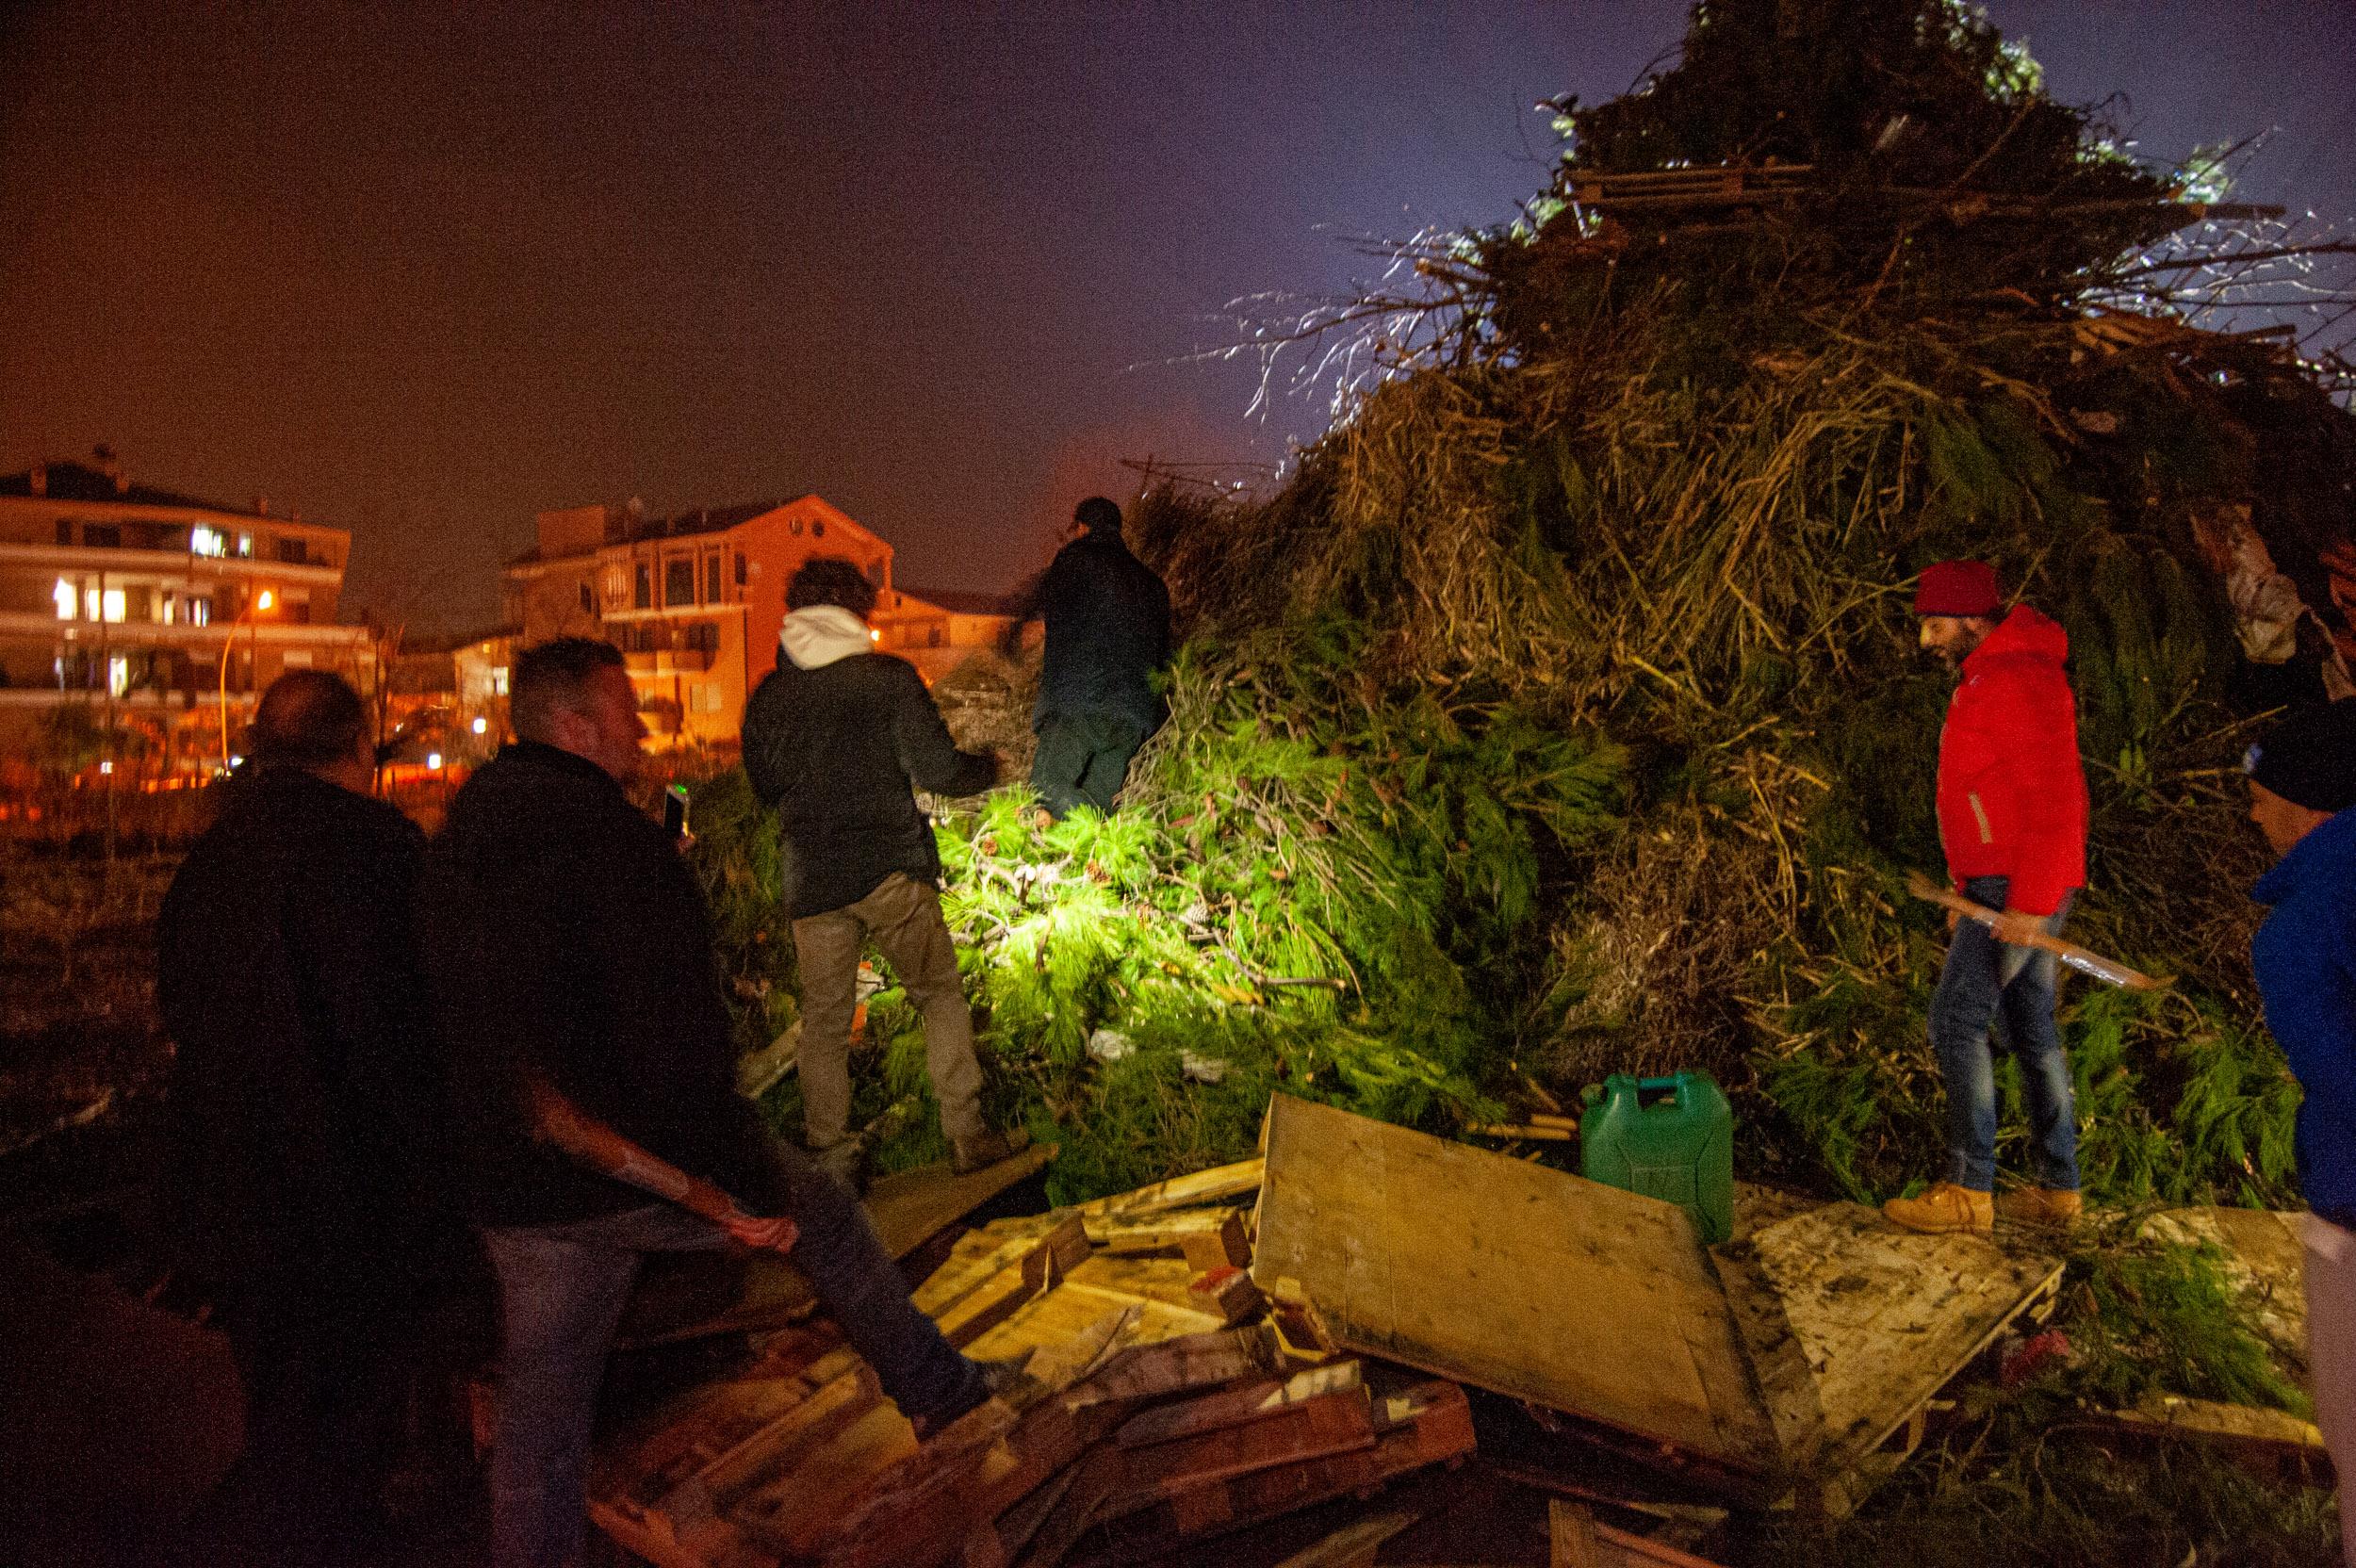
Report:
588,1097,2084,1566
588,1157,1494,1567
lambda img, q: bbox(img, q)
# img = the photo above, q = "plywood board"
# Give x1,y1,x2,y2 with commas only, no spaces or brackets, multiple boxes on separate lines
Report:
1711,1200,2060,1485
1249,1094,1777,1474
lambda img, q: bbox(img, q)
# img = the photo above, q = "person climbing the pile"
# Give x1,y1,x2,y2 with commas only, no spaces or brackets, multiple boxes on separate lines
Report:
742,559,1019,1190
2240,700,2356,1563
1885,560,2090,1236
1003,495,1171,819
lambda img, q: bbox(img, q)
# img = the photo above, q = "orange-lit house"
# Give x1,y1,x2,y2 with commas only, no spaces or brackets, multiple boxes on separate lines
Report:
502,495,1009,745
0,453,373,774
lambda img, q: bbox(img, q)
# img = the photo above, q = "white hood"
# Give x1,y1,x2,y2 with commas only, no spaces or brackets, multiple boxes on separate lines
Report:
779,605,875,670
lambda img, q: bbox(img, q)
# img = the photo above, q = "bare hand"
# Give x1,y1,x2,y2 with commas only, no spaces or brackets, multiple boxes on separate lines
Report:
1989,908,2045,948
723,1211,799,1253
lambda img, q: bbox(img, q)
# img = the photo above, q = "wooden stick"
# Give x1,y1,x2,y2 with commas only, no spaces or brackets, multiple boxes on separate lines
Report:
1904,872,2170,991
1464,1122,1578,1142
524,1079,777,1236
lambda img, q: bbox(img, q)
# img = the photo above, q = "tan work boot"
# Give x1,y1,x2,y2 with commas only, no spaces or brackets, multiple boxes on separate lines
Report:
952,1126,1030,1176
1884,1182,1993,1234
1996,1185,2084,1228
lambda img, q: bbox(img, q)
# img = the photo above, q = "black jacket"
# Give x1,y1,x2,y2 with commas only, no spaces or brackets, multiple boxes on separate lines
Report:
156,767,449,1291
742,650,995,919
422,741,784,1227
1023,531,1170,729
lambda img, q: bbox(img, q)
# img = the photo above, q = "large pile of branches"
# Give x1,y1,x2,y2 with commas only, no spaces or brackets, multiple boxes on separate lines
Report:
691,0,2352,1215
1121,0,2356,1210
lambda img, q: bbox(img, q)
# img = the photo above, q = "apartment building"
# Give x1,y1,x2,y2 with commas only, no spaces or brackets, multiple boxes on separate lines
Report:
0,453,372,770
503,494,1009,745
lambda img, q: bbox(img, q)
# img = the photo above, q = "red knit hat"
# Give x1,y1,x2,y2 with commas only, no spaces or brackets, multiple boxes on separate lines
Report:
1914,560,2000,617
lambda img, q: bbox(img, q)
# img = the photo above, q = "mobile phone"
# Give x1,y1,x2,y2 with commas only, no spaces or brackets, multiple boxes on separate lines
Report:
663,784,690,840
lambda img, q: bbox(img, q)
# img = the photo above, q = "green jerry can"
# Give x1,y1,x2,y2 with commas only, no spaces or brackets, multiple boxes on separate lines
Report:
1579,1069,1735,1244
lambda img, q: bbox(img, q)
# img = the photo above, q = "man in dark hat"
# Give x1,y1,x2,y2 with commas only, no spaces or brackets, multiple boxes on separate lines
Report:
2244,700,2356,1559
1005,496,1171,818
1886,561,2090,1235
157,670,458,1563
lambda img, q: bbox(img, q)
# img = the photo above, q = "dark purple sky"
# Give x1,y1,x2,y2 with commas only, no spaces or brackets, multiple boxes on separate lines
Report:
3,2,2350,634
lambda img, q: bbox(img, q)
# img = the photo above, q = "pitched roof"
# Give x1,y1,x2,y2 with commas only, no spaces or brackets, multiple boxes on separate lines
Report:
896,584,1011,615
0,459,262,515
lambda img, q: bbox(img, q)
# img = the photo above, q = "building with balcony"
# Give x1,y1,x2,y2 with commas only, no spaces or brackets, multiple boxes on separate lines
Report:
0,453,373,774
503,494,1011,745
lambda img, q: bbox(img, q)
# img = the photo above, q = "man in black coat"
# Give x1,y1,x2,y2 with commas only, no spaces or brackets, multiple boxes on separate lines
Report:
156,670,456,1563
1006,496,1170,818
742,559,1010,1182
426,637,996,1568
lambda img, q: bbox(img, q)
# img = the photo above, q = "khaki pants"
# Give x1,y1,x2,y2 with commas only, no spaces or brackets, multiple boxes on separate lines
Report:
2306,1214,2356,1565
793,873,986,1152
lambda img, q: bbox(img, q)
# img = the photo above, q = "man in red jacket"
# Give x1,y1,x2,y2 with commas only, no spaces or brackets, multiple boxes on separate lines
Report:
1886,560,2090,1234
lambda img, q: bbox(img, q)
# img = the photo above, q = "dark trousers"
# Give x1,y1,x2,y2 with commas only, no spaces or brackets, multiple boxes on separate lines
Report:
190,1268,424,1566
1030,710,1148,817
479,1144,983,1567
1930,874,2080,1193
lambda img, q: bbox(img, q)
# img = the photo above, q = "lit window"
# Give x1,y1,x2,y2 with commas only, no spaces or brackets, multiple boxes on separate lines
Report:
103,589,125,623
107,656,128,696
490,667,510,696
188,597,211,628
53,579,74,619
190,526,227,558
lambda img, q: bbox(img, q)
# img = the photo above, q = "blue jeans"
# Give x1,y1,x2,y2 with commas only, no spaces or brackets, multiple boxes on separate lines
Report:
1930,875,2080,1194
480,1152,985,1567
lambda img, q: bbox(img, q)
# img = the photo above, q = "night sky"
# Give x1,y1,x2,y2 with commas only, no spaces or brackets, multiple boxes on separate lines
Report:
3,3,2350,634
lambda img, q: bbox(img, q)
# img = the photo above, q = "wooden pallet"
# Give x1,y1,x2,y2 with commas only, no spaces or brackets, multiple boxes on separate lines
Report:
590,1156,1473,1568
1710,1199,2062,1516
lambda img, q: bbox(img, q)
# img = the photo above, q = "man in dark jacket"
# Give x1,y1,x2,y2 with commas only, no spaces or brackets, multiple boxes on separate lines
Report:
1886,560,2091,1235
1006,496,1170,818
425,637,995,1568
2243,700,2356,1560
742,560,1010,1182
157,670,455,1563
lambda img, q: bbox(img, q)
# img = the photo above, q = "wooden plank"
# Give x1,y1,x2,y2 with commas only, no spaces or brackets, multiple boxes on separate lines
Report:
1710,1199,2061,1508
1107,1386,1379,1510
593,1323,849,1507
934,1217,1093,1349
1068,1324,1281,1408
1090,1380,1475,1548
1550,1499,1606,1568
2100,1392,2331,1483
1078,1158,1265,1218
868,1142,1058,1258
1084,1205,1252,1271
658,1353,878,1520
729,1402,922,1553
1114,1363,1365,1449
1250,1095,1777,1474
1268,1511,1419,1568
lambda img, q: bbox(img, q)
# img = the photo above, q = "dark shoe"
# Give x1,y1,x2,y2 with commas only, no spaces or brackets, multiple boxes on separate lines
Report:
810,1137,870,1196
909,1354,1032,1442
952,1126,1029,1176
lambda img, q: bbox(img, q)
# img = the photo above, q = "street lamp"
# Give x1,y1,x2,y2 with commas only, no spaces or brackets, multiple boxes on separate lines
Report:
217,587,275,773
